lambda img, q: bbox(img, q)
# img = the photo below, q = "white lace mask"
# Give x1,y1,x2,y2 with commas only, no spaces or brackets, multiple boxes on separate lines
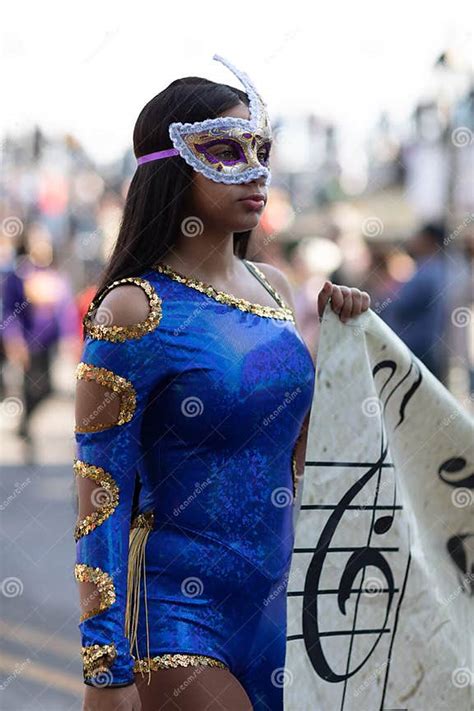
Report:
137,54,273,186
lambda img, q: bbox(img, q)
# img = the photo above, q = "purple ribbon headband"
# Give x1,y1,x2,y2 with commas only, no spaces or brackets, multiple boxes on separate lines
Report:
136,148,179,165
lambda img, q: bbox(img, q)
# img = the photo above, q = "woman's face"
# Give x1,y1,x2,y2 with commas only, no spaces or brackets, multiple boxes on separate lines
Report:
188,102,270,233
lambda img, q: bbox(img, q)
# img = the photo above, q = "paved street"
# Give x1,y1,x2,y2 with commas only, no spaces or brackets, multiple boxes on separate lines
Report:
1,358,84,710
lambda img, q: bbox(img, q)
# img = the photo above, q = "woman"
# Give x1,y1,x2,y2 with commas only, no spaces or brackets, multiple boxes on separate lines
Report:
74,55,370,711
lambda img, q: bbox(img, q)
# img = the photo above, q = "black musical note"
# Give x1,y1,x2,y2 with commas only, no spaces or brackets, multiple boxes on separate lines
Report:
438,456,474,593
438,457,474,490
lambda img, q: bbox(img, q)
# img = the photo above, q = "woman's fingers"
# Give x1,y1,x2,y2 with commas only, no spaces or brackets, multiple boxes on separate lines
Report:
349,288,362,319
361,291,371,311
329,285,345,314
317,280,333,318
318,283,371,323
338,286,353,322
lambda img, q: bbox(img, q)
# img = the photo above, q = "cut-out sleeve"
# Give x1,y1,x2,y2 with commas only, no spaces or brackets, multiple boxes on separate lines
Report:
73,277,165,687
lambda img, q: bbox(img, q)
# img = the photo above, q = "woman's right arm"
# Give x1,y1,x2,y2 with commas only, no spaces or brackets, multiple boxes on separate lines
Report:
74,277,164,709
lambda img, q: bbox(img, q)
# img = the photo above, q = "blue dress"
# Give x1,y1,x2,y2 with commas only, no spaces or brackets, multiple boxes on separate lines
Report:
74,258,316,709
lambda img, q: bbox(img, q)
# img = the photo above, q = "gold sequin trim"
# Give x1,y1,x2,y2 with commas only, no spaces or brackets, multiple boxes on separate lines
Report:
83,277,162,342
133,653,229,673
75,362,137,433
245,260,292,311
131,511,155,530
73,460,119,541
75,563,116,621
82,643,117,678
153,261,295,322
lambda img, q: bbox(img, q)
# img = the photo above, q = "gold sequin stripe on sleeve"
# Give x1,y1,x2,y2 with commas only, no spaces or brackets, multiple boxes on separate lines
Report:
83,277,163,342
82,643,117,679
74,564,116,622
73,460,120,541
75,363,137,433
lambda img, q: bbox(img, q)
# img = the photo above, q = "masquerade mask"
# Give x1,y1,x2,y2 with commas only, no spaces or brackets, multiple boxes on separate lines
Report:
137,54,273,185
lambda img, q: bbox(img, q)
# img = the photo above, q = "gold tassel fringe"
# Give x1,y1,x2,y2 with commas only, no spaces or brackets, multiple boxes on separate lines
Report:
125,511,154,686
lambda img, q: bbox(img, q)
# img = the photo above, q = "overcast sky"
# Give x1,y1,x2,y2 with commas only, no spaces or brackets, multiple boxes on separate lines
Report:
2,0,473,163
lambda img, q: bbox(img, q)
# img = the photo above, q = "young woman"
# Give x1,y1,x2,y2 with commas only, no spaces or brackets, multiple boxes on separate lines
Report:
74,55,370,711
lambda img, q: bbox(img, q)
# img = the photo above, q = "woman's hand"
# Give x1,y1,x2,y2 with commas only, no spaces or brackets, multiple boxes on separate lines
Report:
83,682,142,710
317,281,371,323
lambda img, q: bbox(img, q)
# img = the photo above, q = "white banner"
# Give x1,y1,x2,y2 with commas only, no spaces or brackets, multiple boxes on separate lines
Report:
285,307,473,711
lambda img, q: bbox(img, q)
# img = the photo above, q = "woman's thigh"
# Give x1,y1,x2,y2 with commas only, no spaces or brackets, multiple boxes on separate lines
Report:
135,666,253,711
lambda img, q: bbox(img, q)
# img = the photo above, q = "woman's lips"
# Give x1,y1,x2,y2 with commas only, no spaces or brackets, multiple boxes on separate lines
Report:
238,196,266,210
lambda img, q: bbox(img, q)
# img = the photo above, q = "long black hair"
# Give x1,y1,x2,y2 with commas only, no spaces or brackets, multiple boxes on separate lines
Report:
94,77,253,299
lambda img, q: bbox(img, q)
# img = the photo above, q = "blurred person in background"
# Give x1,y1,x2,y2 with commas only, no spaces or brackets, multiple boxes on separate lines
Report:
443,229,474,396
1,225,80,455
75,261,103,340
288,236,341,360
0,234,18,400
359,243,403,318
383,222,449,383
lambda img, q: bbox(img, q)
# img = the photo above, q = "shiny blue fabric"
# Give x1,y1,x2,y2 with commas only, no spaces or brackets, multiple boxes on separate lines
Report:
75,262,315,708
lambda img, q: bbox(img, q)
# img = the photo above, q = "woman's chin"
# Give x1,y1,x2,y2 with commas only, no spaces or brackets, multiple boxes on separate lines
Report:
233,214,261,232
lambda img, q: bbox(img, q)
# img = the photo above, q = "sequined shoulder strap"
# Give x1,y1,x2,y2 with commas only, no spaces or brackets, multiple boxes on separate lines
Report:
243,259,287,310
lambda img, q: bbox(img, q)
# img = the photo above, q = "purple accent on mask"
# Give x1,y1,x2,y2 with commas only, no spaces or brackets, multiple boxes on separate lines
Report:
194,138,247,166
136,148,179,165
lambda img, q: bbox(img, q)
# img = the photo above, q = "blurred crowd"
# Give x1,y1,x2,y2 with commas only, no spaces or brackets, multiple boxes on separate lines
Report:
0,207,472,462
1,54,473,461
